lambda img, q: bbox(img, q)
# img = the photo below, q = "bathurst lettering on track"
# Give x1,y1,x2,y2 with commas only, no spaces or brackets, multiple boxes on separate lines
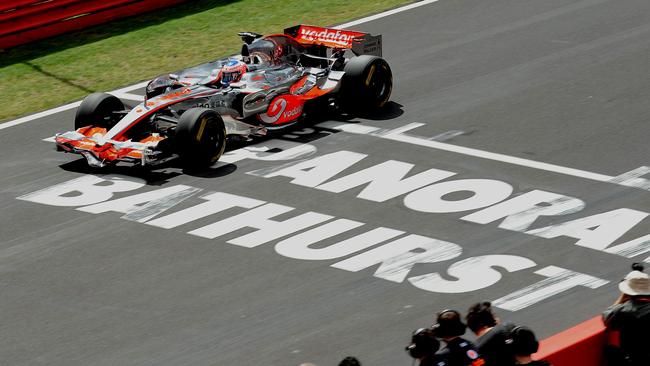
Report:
16,174,610,311
19,133,650,311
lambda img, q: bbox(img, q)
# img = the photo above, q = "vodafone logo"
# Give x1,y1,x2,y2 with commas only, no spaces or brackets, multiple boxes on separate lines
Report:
296,26,365,48
260,98,287,124
260,96,303,124
282,105,302,119
300,29,355,47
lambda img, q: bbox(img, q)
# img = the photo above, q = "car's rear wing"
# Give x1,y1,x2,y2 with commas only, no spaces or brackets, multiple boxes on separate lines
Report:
284,25,382,57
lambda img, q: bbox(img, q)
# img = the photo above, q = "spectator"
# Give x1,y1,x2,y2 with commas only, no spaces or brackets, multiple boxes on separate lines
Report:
405,328,448,366
466,301,517,366
338,356,362,366
433,309,485,366
602,263,650,366
509,326,551,365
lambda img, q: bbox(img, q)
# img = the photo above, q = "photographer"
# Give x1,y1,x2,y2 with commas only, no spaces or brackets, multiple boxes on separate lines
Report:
432,310,485,366
602,263,650,366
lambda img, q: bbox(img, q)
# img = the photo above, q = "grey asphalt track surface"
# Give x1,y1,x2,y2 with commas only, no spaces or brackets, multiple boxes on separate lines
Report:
2,0,650,365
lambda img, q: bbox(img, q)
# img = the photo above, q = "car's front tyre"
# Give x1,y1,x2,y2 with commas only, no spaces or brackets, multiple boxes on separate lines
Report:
75,93,124,130
175,108,226,170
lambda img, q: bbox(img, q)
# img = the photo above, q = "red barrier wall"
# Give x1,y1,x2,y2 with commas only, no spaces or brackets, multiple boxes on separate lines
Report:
0,0,188,50
534,316,608,366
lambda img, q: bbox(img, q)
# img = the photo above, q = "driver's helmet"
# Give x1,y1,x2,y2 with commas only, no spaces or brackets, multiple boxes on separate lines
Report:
221,59,248,85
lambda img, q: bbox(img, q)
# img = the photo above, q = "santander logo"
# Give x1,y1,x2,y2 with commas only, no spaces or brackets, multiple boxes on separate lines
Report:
259,96,304,125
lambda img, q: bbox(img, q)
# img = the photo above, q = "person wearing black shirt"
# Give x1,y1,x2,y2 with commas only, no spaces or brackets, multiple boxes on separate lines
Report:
466,301,516,366
405,328,448,366
602,263,650,366
432,309,485,366
510,326,551,366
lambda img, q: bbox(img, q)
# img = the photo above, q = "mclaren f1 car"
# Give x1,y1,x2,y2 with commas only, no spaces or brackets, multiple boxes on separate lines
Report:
55,25,393,169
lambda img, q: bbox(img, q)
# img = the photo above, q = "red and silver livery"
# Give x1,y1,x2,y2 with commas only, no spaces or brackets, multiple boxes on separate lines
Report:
55,25,393,170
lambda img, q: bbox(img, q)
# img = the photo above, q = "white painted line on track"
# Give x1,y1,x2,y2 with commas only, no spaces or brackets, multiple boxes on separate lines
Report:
112,92,145,101
111,80,149,94
608,166,650,190
382,123,614,182
0,81,150,131
431,130,465,142
0,101,81,131
317,121,650,188
336,0,442,29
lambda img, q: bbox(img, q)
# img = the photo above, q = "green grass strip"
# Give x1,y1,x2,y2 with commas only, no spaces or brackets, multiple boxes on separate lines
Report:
0,0,412,123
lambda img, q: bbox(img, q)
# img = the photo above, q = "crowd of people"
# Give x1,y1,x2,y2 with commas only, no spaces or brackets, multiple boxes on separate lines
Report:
305,300,548,366
401,262,650,366
306,263,649,366
404,302,549,366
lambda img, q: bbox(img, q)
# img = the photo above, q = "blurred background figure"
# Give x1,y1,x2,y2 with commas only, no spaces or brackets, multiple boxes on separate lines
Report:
466,301,516,366
509,326,551,366
602,263,650,366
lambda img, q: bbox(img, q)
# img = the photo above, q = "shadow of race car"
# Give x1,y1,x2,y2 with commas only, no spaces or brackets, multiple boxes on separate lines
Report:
55,25,392,169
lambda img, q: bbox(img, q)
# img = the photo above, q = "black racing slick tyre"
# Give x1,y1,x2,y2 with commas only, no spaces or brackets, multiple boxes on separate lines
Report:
341,55,392,113
75,92,124,130
175,108,226,169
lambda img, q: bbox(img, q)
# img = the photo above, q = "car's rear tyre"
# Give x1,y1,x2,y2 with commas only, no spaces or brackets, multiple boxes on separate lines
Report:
341,55,392,113
175,108,226,169
75,93,124,130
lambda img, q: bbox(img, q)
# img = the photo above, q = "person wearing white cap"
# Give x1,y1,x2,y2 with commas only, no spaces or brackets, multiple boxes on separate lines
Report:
602,263,650,366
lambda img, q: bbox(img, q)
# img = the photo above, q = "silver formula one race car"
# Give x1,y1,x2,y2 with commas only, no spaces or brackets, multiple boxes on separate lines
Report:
55,25,392,169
